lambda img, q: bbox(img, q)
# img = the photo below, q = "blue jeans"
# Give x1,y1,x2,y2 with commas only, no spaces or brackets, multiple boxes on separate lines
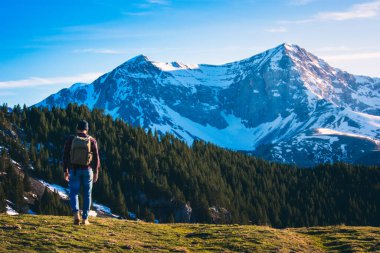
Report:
69,169,93,219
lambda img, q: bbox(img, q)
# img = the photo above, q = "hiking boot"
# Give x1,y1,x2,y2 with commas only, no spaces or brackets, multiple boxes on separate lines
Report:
82,219,90,225
73,212,80,225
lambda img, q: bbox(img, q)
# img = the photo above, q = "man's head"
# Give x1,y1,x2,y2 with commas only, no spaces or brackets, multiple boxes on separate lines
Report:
77,120,89,134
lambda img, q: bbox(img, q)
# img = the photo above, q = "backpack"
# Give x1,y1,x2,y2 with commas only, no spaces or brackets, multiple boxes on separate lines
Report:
70,135,93,166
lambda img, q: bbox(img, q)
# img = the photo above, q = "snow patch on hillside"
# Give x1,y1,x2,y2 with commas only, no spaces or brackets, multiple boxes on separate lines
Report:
93,202,119,218
6,200,18,216
316,128,380,145
39,180,69,200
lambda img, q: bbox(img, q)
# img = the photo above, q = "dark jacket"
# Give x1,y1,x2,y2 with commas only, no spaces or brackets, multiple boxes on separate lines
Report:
63,132,100,173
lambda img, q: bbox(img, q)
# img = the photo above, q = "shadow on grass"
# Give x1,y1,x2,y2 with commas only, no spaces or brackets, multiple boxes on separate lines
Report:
185,232,215,239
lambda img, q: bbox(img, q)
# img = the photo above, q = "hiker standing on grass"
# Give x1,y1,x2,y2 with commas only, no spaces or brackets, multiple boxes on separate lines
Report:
63,120,100,225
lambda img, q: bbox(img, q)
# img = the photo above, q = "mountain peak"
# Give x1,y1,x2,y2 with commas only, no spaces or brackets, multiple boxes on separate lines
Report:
129,54,149,63
282,42,295,48
272,43,326,67
116,54,151,70
275,43,302,54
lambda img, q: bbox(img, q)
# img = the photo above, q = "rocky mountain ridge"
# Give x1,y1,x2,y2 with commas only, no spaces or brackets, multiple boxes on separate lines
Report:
37,43,380,166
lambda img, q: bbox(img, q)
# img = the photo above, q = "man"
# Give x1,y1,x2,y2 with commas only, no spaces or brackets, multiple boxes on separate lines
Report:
63,120,100,225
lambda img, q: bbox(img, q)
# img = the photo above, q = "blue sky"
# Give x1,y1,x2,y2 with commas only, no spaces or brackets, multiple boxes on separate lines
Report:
1,0,380,106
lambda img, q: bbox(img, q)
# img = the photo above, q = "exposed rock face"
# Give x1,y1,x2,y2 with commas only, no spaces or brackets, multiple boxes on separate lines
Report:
36,43,380,166
174,202,192,223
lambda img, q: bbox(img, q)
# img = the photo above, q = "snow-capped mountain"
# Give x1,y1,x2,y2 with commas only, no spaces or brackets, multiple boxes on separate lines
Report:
36,43,380,166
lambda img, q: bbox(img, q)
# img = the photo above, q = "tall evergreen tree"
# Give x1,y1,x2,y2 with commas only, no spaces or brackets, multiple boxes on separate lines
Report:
114,182,127,217
5,164,24,208
0,184,6,213
23,172,32,192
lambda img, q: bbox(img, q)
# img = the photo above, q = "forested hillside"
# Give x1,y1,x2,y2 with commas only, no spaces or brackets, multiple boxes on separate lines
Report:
0,108,71,216
0,104,379,227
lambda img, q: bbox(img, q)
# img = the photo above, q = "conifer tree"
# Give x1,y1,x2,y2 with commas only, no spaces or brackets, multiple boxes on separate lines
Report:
114,182,127,216
5,164,24,208
167,213,175,223
0,184,6,213
23,172,32,192
143,207,155,222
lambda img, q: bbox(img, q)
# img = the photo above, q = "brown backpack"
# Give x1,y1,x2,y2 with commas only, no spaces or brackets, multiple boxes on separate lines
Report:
70,136,93,166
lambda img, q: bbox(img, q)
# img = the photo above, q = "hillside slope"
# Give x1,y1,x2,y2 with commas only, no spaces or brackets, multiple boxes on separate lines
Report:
1,214,379,252
2,104,380,227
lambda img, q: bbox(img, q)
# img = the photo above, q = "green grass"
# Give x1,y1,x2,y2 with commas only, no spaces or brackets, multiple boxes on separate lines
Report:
0,215,379,252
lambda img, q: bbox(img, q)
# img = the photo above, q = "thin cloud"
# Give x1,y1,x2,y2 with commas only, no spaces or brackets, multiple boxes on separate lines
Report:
0,73,102,89
0,91,16,96
322,51,380,61
147,0,169,5
136,0,170,9
289,0,315,6
266,27,288,33
316,0,380,21
315,46,360,52
123,11,152,16
36,28,158,42
73,48,125,54
282,0,380,23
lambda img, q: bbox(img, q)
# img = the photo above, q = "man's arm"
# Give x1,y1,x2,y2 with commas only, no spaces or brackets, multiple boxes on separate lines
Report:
62,136,73,175
91,138,100,182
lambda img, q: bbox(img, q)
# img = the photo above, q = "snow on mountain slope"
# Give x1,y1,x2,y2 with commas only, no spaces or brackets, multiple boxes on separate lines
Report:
36,43,380,166
285,44,380,114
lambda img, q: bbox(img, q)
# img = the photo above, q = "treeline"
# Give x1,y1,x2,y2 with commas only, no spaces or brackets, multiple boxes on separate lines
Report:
0,106,71,216
1,104,380,227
